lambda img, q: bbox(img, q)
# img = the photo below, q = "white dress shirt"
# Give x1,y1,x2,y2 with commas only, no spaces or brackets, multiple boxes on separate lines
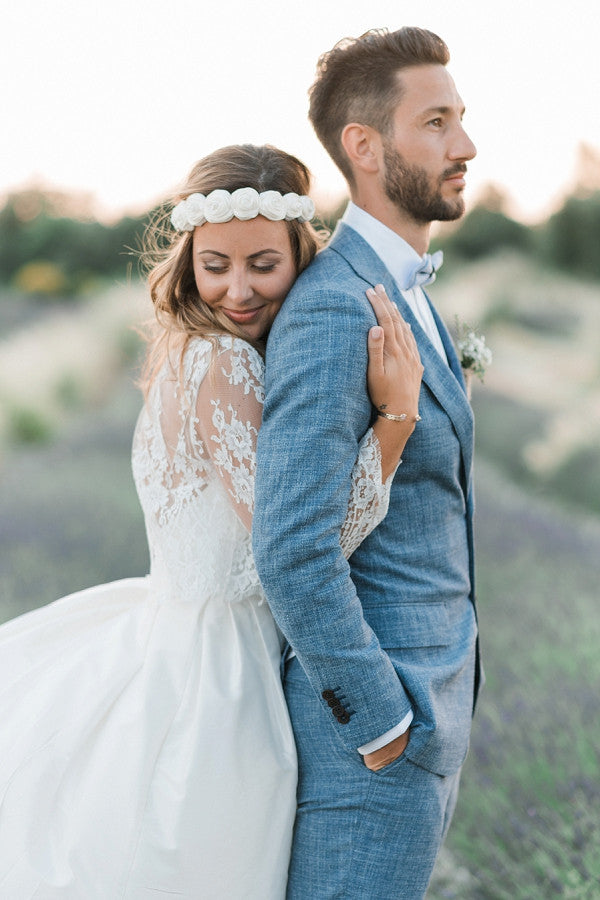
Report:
341,202,448,363
341,202,449,755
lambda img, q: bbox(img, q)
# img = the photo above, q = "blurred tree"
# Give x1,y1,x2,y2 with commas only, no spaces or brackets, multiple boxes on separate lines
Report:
437,184,534,260
0,189,149,296
539,191,600,280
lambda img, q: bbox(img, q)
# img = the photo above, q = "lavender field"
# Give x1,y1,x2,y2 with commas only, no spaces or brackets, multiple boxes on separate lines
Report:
1,262,599,896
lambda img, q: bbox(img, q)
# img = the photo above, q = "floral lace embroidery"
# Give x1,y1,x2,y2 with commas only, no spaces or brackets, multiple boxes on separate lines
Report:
132,334,392,607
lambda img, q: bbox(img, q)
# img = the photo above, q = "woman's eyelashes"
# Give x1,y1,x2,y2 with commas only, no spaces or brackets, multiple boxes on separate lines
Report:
202,262,278,275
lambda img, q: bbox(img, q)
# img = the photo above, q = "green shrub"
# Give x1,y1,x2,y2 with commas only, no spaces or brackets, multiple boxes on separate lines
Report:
440,206,534,261
539,192,600,280
0,190,150,294
7,406,54,444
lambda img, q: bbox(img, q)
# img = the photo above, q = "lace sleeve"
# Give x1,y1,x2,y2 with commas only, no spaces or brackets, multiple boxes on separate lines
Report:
193,338,265,533
340,429,394,559
193,339,393,545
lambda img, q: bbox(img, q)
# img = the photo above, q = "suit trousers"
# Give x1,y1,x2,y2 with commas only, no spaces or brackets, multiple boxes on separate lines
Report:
284,656,461,900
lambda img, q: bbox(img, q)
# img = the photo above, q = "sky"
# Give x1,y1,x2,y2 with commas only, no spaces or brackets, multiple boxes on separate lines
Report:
3,0,600,223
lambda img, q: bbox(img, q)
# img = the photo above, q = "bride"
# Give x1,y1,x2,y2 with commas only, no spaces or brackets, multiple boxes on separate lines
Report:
0,144,423,898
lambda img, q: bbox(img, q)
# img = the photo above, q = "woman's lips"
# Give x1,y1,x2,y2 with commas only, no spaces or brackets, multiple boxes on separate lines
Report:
223,306,264,324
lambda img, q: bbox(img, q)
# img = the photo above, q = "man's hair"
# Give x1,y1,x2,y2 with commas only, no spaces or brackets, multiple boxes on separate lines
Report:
308,27,450,184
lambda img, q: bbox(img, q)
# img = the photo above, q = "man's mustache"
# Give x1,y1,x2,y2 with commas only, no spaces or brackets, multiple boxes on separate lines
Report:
441,164,468,180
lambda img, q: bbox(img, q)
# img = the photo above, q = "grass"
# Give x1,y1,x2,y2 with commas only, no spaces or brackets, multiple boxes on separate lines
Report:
438,461,600,899
0,376,148,622
434,253,600,520
0,282,148,448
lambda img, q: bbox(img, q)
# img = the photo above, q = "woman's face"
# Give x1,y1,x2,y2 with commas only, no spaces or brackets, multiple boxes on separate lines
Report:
192,217,297,342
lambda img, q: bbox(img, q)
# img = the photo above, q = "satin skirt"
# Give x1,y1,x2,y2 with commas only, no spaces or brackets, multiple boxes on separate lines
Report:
0,578,297,898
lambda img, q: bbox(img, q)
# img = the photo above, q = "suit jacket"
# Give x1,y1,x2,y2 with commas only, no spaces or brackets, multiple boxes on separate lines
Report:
253,223,480,777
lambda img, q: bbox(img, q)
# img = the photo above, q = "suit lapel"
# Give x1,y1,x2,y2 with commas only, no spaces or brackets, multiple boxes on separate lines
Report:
329,223,474,487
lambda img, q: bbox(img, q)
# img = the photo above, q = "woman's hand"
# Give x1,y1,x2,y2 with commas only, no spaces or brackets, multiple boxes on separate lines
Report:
366,284,423,424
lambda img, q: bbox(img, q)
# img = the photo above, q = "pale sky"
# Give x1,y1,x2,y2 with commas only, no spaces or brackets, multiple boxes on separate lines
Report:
3,0,599,222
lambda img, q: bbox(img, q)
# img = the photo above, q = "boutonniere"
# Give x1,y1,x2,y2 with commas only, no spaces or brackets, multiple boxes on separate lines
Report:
455,318,492,400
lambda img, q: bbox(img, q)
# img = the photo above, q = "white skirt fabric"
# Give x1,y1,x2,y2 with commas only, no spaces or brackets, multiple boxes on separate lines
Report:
0,578,297,898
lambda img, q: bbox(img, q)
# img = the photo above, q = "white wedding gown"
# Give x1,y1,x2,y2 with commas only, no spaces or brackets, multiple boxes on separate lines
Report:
0,336,391,899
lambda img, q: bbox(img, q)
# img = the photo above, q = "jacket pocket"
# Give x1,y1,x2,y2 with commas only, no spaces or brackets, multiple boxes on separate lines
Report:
361,601,451,649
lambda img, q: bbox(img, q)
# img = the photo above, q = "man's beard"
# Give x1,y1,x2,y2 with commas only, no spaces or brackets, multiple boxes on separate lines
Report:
383,141,466,223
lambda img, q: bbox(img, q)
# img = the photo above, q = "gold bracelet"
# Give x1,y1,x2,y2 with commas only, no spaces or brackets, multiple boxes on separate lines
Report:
376,410,421,423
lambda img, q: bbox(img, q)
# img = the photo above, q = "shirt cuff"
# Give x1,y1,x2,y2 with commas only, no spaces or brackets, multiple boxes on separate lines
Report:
357,709,414,755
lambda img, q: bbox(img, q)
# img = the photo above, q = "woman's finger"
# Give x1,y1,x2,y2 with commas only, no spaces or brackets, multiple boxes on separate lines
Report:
366,286,394,335
367,325,385,377
371,285,413,349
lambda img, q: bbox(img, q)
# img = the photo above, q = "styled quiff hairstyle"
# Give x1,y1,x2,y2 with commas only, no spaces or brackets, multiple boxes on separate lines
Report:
140,144,320,392
309,27,450,185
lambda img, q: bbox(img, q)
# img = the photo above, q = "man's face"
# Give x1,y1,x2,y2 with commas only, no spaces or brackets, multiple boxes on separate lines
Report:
381,64,476,223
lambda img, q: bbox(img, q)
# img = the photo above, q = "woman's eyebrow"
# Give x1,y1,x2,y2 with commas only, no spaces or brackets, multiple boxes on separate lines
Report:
247,249,283,260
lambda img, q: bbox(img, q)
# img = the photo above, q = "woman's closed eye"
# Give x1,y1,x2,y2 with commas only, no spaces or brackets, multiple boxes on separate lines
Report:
202,262,278,275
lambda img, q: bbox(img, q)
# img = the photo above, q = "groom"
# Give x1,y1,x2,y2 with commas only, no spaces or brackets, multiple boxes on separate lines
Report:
253,26,481,899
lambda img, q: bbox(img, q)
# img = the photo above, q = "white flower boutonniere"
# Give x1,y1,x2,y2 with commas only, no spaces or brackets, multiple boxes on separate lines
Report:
455,318,492,400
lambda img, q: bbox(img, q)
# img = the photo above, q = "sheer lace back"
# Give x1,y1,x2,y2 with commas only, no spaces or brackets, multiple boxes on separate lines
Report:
132,334,392,610
132,337,264,607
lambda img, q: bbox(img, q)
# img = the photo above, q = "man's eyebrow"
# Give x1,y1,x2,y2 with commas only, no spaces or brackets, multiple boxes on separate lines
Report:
422,105,466,117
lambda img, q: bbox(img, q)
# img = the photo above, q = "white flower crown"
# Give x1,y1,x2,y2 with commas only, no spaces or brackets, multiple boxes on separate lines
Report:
170,188,315,232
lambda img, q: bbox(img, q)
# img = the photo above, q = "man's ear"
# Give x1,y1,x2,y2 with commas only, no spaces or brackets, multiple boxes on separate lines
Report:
341,123,382,176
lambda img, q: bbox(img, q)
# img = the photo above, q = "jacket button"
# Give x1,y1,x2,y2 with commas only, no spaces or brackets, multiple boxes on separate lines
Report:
337,712,351,724
322,689,335,700
331,704,345,717
326,698,339,708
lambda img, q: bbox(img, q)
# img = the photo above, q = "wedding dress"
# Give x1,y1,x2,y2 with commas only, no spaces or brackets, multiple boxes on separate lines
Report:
0,335,392,899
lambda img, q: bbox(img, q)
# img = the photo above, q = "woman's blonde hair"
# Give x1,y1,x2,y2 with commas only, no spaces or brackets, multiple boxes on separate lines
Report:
139,144,321,393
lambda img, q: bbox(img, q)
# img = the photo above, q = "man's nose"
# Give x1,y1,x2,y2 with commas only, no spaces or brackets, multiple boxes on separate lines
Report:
451,125,477,162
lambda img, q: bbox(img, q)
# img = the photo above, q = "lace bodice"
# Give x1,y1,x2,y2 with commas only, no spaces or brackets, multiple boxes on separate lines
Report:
132,336,391,607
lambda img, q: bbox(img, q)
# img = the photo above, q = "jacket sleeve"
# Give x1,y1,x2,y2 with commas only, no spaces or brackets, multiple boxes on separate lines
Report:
252,280,413,752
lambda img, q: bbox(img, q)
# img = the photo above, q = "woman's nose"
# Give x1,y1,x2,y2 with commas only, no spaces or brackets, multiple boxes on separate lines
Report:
226,269,254,303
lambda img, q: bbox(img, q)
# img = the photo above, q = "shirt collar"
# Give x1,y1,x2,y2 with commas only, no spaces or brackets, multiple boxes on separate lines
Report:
340,201,425,292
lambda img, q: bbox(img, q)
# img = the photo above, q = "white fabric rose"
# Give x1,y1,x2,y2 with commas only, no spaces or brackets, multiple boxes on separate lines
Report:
231,188,261,221
299,196,315,222
258,191,286,221
171,188,314,230
171,200,195,232
282,193,303,221
204,190,234,223
185,193,207,227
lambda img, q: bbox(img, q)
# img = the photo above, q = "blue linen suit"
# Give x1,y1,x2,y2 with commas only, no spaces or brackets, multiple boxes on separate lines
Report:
253,223,481,899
